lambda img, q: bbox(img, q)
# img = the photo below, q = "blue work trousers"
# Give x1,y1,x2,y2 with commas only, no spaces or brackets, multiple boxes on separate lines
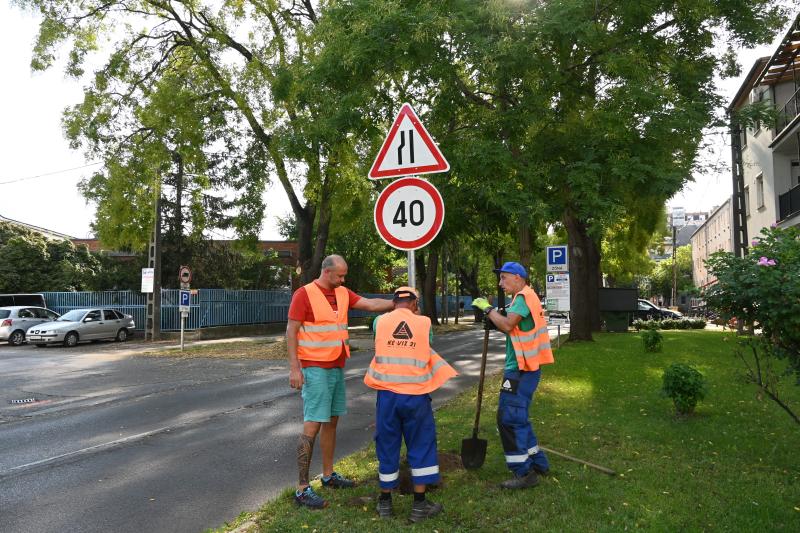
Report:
374,390,440,489
497,369,549,476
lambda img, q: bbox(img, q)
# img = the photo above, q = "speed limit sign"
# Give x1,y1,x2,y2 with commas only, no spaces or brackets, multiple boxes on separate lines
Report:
374,177,444,251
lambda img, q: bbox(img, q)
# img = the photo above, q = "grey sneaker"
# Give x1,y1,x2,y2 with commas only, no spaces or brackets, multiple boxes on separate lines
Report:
294,486,328,509
409,499,442,523
376,497,393,518
321,471,355,489
499,469,540,489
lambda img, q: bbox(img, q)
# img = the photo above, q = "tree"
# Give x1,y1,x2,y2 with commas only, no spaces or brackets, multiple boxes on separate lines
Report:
647,245,694,305
309,0,788,341
18,0,367,282
0,222,99,292
602,203,667,287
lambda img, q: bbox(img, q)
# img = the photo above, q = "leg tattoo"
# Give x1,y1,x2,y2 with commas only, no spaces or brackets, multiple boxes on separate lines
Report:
297,434,315,487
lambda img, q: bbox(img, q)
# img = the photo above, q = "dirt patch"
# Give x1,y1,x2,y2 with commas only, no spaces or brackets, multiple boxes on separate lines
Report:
138,340,289,360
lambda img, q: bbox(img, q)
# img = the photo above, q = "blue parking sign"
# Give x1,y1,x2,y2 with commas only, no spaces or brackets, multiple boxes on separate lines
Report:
179,290,191,307
546,245,568,272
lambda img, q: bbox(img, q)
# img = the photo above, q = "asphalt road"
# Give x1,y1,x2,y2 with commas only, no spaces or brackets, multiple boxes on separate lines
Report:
0,326,548,533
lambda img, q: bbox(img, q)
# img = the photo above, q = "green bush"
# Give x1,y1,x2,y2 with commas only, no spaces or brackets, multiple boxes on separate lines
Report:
642,328,663,352
662,363,707,415
633,318,706,331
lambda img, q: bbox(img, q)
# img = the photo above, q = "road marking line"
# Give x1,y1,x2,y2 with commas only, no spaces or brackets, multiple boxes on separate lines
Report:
2,426,172,476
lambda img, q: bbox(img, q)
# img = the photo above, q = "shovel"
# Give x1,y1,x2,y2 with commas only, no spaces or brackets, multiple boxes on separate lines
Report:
461,323,490,469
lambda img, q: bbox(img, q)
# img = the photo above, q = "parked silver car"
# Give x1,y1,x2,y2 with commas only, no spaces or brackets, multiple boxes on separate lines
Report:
0,306,61,346
26,308,135,347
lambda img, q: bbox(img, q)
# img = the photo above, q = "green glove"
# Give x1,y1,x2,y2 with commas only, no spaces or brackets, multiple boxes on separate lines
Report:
471,297,493,312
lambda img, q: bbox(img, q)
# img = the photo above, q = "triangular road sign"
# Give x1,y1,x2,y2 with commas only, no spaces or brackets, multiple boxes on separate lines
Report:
369,103,450,180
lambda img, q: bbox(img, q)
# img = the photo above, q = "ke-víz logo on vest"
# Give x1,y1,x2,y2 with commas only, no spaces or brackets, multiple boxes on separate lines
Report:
392,321,414,340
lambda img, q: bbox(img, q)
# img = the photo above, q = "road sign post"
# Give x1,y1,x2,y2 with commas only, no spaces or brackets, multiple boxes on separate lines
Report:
179,289,190,351
370,103,449,300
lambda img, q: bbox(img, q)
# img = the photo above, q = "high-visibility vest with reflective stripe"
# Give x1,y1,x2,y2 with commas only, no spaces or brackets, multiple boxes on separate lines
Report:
364,308,457,395
509,286,554,372
297,282,350,362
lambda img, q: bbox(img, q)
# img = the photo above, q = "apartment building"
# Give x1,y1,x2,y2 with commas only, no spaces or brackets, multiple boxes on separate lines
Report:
729,14,800,253
690,198,734,289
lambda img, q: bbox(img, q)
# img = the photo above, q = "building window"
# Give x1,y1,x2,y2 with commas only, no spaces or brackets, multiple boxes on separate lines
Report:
740,126,747,148
744,186,750,217
792,161,799,186
756,174,764,209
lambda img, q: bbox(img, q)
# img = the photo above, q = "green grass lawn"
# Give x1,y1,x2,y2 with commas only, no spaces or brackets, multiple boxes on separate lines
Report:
216,331,799,532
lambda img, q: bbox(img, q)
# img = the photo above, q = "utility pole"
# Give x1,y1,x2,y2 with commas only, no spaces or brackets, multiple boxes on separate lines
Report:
671,225,677,308
145,178,162,341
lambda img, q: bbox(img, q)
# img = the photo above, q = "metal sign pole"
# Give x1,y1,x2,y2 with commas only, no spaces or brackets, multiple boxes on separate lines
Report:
407,250,416,289
180,314,185,352
557,324,561,349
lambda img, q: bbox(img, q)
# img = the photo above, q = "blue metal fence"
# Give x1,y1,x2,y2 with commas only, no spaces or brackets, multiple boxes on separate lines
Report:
41,290,473,332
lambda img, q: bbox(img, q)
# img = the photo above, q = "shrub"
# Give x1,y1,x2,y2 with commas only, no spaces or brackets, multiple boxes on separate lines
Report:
662,363,707,415
642,328,663,352
634,318,706,331
706,225,800,425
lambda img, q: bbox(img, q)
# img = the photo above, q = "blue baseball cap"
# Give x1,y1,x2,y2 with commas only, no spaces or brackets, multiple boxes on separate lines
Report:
493,261,528,279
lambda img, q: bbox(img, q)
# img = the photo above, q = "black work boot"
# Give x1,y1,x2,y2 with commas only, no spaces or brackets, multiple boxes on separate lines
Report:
409,499,443,523
499,469,540,489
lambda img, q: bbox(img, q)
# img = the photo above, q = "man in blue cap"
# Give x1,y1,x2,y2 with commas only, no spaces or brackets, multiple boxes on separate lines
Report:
472,261,554,489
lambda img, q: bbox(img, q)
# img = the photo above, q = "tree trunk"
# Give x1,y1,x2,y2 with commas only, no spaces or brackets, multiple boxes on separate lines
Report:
419,249,440,324
459,259,482,321
493,249,505,309
564,212,601,341
518,225,531,270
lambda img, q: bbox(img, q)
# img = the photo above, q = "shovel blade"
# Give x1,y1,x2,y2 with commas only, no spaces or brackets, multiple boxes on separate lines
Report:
460,437,488,470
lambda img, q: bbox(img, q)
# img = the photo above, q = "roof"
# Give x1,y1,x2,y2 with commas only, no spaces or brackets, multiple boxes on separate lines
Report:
0,213,77,241
728,57,771,111
754,12,800,87
690,196,732,238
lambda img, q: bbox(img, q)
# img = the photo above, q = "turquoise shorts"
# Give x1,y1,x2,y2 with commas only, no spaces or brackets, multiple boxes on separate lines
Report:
301,366,347,422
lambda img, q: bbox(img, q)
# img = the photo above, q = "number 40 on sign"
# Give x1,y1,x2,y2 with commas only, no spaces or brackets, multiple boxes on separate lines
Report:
374,177,445,251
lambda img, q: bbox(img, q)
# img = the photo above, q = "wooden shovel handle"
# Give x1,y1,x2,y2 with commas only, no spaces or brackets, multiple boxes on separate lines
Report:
472,328,490,438
539,445,617,476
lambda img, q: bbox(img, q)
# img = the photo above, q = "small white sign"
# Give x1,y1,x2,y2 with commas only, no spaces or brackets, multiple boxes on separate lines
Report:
545,272,570,311
548,316,569,326
141,268,154,293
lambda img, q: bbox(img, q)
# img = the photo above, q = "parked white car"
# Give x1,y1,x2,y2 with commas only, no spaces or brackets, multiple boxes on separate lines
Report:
0,306,61,346
27,308,135,347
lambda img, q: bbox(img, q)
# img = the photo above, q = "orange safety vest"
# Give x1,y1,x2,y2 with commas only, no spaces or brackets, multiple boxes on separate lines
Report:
296,282,350,362
509,286,554,372
364,308,457,395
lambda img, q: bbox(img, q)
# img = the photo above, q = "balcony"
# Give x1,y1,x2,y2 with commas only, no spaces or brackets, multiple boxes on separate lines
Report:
779,182,800,222
775,86,800,136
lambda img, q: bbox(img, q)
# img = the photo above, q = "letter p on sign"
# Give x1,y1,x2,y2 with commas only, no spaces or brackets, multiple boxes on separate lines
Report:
546,245,568,272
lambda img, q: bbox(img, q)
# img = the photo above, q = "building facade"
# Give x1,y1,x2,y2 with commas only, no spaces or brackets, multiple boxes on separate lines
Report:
729,15,800,254
690,197,734,289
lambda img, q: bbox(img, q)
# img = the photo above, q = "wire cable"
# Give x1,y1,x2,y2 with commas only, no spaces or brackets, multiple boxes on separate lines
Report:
0,162,101,185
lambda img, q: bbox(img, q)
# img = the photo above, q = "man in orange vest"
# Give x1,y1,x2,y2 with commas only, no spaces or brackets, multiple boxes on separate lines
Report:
472,261,554,489
364,286,457,522
287,254,394,509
